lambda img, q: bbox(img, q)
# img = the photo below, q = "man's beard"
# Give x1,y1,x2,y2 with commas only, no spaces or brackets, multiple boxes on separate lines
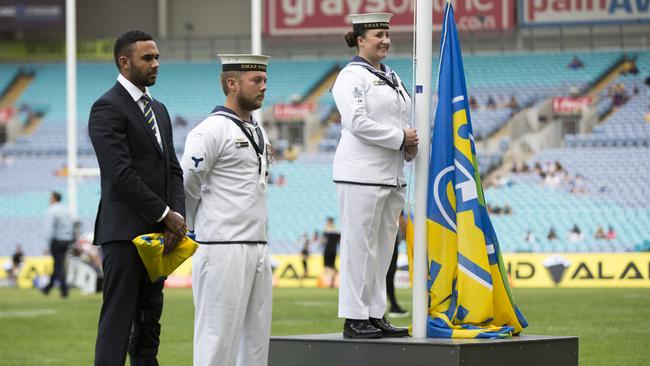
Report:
131,69,156,87
238,93,263,112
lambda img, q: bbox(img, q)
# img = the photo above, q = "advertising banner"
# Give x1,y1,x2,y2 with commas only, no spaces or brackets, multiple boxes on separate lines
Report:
267,0,515,35
0,107,15,123
520,0,650,26
0,0,64,30
5,253,650,289
273,102,317,121
553,96,594,114
505,253,650,288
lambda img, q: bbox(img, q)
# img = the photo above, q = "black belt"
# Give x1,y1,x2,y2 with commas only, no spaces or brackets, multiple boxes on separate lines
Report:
334,179,407,188
197,240,267,245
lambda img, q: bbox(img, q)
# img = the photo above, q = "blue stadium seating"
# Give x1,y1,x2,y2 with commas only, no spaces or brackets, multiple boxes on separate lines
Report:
0,64,19,93
1,50,648,255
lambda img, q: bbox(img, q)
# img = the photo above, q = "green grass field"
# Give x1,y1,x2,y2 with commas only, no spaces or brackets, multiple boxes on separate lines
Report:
1,287,649,365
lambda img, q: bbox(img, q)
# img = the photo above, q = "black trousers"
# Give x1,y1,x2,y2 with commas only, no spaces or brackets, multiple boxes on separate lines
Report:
386,236,400,310
43,239,72,296
94,242,164,366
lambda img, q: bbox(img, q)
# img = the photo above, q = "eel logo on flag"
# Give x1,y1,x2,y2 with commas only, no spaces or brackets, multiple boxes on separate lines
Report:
406,2,527,339
432,165,456,232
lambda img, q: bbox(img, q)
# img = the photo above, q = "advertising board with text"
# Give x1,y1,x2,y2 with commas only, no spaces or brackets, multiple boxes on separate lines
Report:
520,0,650,26
267,0,515,35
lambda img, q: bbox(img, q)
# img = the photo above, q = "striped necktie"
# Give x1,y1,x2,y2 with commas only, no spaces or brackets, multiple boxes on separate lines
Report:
141,94,162,149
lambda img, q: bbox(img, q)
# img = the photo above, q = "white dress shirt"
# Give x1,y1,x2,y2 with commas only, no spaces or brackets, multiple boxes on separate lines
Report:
117,74,163,149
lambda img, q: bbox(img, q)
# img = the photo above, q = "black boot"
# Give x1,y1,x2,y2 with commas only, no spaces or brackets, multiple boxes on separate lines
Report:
369,316,409,338
343,319,383,339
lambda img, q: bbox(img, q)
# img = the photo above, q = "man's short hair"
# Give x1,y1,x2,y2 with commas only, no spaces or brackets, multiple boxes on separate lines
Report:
113,30,154,70
220,71,242,96
52,191,62,202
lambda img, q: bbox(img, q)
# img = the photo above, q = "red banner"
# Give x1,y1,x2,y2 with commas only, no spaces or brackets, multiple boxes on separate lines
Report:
0,107,14,123
553,96,593,115
273,102,318,121
266,0,515,35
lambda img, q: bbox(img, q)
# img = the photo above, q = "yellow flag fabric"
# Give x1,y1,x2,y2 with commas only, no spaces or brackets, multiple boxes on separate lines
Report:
132,233,199,282
405,3,527,338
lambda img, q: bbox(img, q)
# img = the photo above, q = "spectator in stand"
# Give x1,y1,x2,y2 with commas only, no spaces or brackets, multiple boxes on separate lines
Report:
569,174,587,194
284,144,298,161
568,55,584,70
511,161,529,173
275,174,287,187
594,226,607,240
486,95,497,109
568,224,585,243
612,83,629,108
275,137,289,158
468,95,479,110
524,230,536,244
547,227,558,241
173,115,188,127
625,60,639,75
507,95,519,111
502,203,512,215
606,226,617,241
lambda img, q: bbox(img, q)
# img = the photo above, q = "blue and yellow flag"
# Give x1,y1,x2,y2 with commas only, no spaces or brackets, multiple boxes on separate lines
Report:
407,3,527,338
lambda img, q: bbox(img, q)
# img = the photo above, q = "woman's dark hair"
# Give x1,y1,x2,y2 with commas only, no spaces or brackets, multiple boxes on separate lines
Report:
344,30,367,48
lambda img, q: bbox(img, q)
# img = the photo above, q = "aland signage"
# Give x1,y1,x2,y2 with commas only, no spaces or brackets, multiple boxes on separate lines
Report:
504,253,650,288
3,253,650,289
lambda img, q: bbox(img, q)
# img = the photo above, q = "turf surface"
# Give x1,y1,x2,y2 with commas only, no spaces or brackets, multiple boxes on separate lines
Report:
1,287,649,365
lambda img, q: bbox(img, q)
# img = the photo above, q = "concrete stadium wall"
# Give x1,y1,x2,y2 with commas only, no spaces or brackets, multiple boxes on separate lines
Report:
76,0,250,40
167,0,250,37
77,0,160,40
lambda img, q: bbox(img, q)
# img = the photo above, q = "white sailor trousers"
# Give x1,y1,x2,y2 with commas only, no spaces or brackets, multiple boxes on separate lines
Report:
192,244,272,366
336,183,404,320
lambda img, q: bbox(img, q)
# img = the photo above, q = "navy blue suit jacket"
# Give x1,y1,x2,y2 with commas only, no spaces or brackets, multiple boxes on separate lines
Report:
88,82,185,245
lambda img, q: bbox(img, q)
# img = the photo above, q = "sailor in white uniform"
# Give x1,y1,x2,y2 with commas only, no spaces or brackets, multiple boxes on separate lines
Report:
181,54,273,366
332,13,419,339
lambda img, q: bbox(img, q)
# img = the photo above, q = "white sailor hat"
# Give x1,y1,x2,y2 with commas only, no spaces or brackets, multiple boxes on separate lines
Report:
218,54,271,72
349,13,393,33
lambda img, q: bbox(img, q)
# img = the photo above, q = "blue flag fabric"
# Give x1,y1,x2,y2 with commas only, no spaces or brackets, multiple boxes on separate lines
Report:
406,3,527,338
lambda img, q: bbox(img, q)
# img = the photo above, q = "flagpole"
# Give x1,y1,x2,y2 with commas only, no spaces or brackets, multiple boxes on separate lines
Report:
66,0,78,220
251,0,262,122
412,0,433,338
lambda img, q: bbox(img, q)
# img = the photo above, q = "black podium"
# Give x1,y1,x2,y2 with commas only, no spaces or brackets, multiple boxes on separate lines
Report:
269,334,578,366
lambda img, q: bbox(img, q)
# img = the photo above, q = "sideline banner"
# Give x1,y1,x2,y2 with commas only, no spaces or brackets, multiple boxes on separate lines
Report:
3,253,650,289
520,0,650,26
505,253,650,288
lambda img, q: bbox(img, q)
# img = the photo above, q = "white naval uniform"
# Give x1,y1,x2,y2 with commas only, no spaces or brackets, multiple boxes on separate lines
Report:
332,57,411,320
181,106,272,366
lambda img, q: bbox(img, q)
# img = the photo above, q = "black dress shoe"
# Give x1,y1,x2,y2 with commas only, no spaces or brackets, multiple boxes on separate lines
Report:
369,316,409,338
343,319,383,339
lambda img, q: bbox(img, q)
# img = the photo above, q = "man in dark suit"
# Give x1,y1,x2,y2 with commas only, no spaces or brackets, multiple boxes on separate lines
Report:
88,30,186,366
